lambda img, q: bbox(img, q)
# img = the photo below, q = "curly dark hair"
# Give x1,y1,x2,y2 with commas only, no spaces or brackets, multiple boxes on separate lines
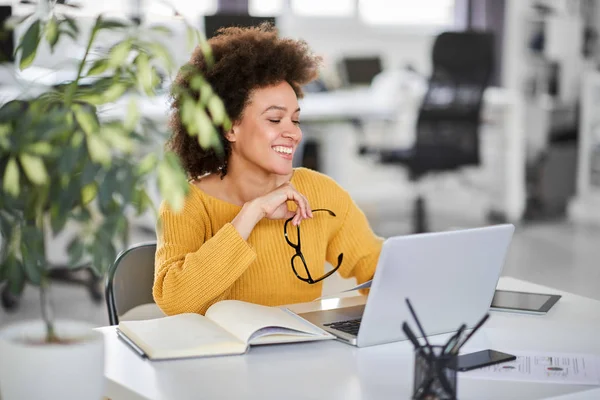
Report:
167,23,322,179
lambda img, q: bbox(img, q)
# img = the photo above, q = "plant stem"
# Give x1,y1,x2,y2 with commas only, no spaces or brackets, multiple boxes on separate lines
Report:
64,19,100,108
36,213,58,343
40,276,58,343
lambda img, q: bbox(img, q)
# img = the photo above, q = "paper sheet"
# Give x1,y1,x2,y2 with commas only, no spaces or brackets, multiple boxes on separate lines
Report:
314,279,372,300
461,351,600,385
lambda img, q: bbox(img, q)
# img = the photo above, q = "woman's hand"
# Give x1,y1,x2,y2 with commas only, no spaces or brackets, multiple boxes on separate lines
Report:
231,182,313,240
253,182,313,225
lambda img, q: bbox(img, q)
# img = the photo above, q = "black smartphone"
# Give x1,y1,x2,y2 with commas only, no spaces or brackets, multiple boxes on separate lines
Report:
453,350,516,372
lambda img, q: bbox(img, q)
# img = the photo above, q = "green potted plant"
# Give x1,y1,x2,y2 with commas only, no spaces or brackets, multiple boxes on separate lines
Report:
0,1,229,398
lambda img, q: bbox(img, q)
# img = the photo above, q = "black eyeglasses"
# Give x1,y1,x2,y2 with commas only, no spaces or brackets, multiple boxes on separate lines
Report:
284,208,344,284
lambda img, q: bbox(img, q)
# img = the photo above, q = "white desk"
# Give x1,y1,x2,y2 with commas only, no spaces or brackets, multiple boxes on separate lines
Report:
101,277,600,400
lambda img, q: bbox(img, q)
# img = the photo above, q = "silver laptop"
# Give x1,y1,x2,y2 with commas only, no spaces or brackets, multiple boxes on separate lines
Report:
298,224,515,347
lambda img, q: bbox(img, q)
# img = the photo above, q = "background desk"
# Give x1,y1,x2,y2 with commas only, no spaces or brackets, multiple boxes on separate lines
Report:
298,82,526,224
101,277,600,400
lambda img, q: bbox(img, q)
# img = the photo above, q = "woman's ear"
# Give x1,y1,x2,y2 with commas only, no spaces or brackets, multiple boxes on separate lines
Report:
225,122,238,143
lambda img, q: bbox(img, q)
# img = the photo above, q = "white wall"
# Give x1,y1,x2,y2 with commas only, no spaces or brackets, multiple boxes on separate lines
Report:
11,5,447,85
276,16,444,84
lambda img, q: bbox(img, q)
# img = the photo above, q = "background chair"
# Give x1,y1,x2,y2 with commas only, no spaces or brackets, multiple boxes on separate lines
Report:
105,241,159,325
371,31,495,233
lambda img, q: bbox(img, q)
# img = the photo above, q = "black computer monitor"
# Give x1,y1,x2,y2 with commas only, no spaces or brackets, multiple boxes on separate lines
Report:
340,56,383,86
204,14,276,39
0,6,14,63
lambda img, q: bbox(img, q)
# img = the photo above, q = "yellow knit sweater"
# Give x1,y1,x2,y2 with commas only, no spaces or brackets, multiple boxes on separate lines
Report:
153,167,383,315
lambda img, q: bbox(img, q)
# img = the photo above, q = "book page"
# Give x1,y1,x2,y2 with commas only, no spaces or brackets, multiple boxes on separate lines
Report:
205,300,333,345
118,313,247,360
248,327,332,345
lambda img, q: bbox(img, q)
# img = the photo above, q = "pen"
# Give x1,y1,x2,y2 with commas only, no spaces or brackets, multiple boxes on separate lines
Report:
404,322,440,398
446,323,466,355
405,298,434,358
457,313,490,350
402,322,422,350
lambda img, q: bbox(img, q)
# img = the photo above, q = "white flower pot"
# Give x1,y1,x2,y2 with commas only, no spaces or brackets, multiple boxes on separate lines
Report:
0,319,105,400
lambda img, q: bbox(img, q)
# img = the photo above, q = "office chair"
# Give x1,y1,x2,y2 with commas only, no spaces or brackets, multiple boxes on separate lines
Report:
105,242,157,325
369,31,494,233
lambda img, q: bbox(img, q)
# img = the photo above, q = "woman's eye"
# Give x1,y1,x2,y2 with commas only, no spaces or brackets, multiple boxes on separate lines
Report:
268,119,280,123
292,120,300,125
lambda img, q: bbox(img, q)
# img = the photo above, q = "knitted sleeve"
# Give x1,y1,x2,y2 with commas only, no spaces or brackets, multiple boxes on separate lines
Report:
153,201,256,315
326,190,383,284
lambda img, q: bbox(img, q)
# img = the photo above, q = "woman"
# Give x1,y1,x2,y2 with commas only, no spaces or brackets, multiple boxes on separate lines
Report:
154,24,383,315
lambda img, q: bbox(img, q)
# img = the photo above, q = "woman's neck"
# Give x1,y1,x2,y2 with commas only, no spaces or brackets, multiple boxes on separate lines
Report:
221,159,293,205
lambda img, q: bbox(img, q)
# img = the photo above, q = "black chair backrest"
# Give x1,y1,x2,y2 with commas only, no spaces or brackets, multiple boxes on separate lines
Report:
105,242,157,325
411,31,495,177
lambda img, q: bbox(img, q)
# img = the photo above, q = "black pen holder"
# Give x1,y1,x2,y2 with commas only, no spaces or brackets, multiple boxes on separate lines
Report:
412,345,458,400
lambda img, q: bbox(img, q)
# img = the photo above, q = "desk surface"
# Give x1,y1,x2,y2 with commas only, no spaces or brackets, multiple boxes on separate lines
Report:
298,84,516,123
102,277,600,400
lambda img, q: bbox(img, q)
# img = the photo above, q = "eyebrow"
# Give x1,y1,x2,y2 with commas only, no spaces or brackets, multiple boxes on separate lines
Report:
261,105,301,114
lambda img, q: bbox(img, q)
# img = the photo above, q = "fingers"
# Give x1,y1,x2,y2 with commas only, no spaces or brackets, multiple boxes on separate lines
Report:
283,208,296,220
285,185,312,226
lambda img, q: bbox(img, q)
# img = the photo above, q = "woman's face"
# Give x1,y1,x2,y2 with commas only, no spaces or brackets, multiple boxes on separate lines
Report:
227,81,302,176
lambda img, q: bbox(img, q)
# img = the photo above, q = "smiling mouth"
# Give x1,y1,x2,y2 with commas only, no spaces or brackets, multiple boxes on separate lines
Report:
272,146,293,156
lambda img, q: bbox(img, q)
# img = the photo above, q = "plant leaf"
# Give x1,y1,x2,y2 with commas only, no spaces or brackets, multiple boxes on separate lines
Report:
19,153,48,185
45,16,59,52
59,28,77,40
0,100,27,123
125,98,139,130
87,59,109,76
137,153,158,176
101,124,133,153
74,105,99,134
49,204,67,234
198,80,213,106
194,104,218,148
190,75,206,92
0,258,8,282
207,95,226,125
98,18,130,30
25,142,52,156
18,19,41,70
6,258,25,295
180,96,197,135
62,16,79,35
136,53,153,95
101,81,128,103
146,41,174,72
66,238,85,267
148,25,173,35
199,38,213,68
3,157,20,197
74,93,104,105
22,256,42,285
185,25,197,51
86,135,112,166
157,160,185,212
132,188,154,215
81,183,98,205
71,130,84,147
108,40,131,68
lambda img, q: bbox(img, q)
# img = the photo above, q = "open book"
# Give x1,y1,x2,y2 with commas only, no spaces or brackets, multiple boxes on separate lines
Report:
117,300,335,360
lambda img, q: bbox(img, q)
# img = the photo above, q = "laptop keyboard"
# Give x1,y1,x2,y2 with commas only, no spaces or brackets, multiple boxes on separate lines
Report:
324,318,362,336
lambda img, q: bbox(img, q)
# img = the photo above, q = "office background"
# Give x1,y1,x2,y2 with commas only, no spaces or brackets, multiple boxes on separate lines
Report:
0,0,599,327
